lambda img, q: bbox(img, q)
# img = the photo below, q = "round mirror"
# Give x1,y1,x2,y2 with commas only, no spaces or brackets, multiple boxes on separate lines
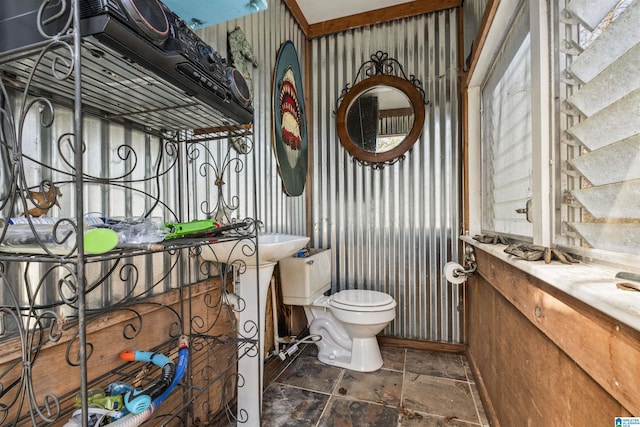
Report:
336,74,425,166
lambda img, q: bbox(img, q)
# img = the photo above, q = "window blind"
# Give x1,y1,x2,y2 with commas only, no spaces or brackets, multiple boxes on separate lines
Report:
481,1,533,237
563,0,640,255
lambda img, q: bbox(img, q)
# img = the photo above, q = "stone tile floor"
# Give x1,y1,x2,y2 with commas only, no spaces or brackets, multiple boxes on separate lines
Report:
260,344,490,426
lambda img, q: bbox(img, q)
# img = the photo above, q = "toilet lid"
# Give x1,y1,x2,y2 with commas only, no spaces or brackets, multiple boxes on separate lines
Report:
329,289,395,311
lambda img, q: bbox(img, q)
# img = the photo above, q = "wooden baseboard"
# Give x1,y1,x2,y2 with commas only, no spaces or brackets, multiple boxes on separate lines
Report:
377,336,465,354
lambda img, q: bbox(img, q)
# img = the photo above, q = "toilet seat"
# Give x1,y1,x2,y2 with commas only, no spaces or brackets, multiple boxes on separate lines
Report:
329,289,396,312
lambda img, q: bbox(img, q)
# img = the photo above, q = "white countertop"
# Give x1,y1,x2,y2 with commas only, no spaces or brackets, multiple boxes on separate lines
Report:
461,235,640,333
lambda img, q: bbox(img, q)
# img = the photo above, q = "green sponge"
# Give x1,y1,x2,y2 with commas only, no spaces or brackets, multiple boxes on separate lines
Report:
83,228,119,254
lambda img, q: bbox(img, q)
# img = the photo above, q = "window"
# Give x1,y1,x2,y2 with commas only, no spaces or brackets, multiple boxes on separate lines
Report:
481,2,532,238
558,0,640,259
467,0,640,265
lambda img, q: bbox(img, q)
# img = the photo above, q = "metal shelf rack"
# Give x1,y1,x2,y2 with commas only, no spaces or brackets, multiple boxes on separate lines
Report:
0,1,258,425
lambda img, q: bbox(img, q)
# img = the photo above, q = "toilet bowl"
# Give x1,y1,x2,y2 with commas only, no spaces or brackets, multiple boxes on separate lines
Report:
278,249,396,372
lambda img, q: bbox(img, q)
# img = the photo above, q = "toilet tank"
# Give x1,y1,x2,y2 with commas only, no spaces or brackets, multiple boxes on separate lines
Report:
279,248,332,305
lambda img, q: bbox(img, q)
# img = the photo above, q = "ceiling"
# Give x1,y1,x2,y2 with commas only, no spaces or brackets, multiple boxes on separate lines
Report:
160,1,459,38
283,0,460,38
294,0,413,25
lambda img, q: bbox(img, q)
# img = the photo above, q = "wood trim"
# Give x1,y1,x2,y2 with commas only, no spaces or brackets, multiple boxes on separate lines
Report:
457,4,469,346
463,0,499,88
0,277,234,424
457,2,468,236
0,277,224,365
378,336,465,354
462,88,469,233
335,74,426,165
304,37,313,239
193,124,252,135
474,248,640,414
283,0,310,37
287,0,461,39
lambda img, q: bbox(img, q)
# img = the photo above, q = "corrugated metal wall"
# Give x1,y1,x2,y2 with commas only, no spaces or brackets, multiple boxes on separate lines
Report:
0,3,307,335
309,10,463,342
463,0,489,66
3,4,465,343
198,3,307,235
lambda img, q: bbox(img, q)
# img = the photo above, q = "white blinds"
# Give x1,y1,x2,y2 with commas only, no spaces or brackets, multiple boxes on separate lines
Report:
563,0,640,255
481,2,533,237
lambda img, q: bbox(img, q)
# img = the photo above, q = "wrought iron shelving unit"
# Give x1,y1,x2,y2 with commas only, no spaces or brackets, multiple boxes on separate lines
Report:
0,2,259,426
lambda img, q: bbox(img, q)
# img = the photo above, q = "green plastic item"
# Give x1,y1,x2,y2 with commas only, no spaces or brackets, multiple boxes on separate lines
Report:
75,388,125,411
84,228,119,254
164,219,218,240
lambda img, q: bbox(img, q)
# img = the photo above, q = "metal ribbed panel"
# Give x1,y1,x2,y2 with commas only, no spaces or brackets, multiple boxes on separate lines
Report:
197,3,307,235
463,0,488,65
3,6,459,342
309,10,462,342
0,5,307,332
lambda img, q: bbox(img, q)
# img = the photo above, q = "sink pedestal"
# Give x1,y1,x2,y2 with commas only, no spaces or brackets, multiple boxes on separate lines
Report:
200,233,310,427
235,262,274,427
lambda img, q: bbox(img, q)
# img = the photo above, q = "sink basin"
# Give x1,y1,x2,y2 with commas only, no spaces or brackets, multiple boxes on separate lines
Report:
201,232,310,267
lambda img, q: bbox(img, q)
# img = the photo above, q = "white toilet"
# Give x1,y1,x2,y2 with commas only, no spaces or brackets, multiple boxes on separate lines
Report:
279,248,396,372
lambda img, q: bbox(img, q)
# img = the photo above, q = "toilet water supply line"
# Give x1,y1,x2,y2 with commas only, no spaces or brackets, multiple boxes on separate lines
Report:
278,334,322,361
212,274,322,360
220,270,323,361
265,274,322,360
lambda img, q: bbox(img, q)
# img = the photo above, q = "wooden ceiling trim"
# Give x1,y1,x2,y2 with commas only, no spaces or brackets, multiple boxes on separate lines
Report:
464,0,499,88
296,0,462,39
283,0,310,36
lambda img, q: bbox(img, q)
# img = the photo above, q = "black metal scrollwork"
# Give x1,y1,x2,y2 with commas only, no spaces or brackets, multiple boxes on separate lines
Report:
0,0,258,424
334,51,428,168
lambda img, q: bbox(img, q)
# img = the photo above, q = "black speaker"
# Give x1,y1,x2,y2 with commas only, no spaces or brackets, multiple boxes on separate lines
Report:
0,0,169,54
227,67,251,108
118,0,170,46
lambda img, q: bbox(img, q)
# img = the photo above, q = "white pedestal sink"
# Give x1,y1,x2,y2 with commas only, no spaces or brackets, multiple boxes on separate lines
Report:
200,233,310,427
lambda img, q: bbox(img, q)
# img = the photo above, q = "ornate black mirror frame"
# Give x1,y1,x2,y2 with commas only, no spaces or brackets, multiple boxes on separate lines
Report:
335,51,428,168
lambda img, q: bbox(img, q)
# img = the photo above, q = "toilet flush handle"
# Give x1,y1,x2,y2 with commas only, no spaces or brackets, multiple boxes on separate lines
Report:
306,260,314,265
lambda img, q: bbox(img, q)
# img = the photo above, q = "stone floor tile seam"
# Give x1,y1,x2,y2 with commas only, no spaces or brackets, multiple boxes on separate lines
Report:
323,395,405,427
380,366,404,373
328,369,346,396
467,381,486,426
269,381,334,397
407,372,473,386
462,359,476,384
328,390,402,409
407,408,484,426
398,349,408,407
314,395,336,427
400,373,479,424
270,353,300,382
263,347,488,427
333,393,400,408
